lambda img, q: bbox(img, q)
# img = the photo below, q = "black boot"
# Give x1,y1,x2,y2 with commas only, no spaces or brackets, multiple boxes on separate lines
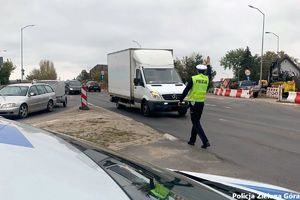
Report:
187,141,195,146
201,142,211,149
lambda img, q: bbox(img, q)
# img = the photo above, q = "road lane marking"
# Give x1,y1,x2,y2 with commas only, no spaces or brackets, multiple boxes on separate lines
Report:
206,104,217,107
219,118,228,122
225,106,231,109
163,133,178,141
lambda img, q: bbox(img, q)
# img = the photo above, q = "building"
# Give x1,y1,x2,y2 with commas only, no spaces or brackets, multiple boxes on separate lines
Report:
269,56,300,82
89,64,108,89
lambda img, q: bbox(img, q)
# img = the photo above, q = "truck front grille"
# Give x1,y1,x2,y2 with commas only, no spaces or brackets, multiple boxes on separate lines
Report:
162,94,181,100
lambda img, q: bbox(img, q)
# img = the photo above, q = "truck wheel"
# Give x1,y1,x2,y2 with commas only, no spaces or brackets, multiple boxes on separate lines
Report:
178,108,187,117
142,101,151,117
116,100,125,109
18,104,28,119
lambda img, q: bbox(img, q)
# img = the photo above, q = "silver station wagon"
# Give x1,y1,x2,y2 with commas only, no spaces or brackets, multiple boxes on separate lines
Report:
0,83,56,118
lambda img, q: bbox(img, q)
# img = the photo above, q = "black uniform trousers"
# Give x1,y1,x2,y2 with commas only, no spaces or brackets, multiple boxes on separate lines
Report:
189,102,209,145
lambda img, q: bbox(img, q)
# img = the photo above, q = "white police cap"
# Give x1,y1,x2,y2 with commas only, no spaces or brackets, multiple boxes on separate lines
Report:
196,64,207,70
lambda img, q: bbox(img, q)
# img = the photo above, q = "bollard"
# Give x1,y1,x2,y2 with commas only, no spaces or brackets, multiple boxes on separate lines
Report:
79,86,89,110
278,85,283,101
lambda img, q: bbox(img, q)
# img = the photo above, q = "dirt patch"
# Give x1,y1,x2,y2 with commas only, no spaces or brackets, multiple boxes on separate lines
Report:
25,106,163,151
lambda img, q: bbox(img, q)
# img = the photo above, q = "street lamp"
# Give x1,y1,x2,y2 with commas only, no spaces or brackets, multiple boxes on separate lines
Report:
21,24,35,81
132,40,141,48
248,5,265,83
265,31,279,54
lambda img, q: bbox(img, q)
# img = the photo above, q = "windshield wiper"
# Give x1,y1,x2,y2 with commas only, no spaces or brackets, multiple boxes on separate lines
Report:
175,171,270,199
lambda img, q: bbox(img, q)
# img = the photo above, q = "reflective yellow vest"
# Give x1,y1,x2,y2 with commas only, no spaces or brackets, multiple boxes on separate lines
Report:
187,74,209,102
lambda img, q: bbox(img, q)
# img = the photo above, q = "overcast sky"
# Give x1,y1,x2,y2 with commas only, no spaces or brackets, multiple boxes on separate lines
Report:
1,0,300,81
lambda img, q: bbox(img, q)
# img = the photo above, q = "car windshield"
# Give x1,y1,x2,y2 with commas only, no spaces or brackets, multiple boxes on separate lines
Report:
87,81,98,85
143,68,182,84
71,143,228,200
69,81,81,86
0,86,29,96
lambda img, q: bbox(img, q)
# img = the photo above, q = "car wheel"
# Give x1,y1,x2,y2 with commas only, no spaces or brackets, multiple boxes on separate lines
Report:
18,104,28,119
47,100,54,112
141,101,151,117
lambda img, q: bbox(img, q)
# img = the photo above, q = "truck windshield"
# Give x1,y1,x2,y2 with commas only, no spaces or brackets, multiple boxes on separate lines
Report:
143,68,182,84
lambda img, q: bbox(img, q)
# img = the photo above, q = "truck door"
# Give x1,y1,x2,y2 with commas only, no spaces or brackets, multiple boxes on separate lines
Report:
133,68,145,106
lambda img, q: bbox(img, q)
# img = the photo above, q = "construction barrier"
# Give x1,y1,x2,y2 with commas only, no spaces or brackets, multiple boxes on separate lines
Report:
218,88,224,96
214,88,219,95
230,89,237,97
241,90,250,98
225,89,231,96
287,92,300,104
266,87,279,99
236,89,242,98
213,88,250,99
80,86,89,110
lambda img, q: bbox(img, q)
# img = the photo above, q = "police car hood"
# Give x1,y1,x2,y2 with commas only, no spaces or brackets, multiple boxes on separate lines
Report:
0,117,129,200
172,170,300,200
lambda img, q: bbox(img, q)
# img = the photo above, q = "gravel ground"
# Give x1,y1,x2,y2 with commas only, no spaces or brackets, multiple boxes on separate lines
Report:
25,106,164,151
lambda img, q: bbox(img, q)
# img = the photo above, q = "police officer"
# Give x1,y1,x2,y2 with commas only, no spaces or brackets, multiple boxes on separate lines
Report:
179,57,211,149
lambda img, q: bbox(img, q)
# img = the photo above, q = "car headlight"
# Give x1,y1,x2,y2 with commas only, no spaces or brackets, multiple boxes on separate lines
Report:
70,88,74,90
150,90,161,99
1,103,17,108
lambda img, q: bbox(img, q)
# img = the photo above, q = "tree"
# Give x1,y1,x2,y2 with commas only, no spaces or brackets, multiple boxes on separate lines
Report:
0,60,16,85
76,70,90,82
220,48,245,79
240,47,259,81
90,70,101,81
261,51,278,80
175,53,216,84
220,47,260,81
26,59,57,80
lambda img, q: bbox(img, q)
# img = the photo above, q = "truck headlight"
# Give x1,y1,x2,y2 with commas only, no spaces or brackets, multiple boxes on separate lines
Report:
1,103,17,108
150,90,161,99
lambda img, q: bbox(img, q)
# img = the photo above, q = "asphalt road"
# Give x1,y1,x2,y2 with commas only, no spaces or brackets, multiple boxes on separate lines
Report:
84,91,300,191
16,92,300,190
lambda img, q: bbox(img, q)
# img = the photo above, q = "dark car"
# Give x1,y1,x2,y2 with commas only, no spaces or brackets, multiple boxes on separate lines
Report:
65,80,82,94
86,81,101,92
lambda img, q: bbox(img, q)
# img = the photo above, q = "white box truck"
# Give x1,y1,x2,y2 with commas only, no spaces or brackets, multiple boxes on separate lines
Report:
108,48,188,116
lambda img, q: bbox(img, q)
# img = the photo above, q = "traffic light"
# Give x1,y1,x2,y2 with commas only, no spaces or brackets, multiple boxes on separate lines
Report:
21,69,25,76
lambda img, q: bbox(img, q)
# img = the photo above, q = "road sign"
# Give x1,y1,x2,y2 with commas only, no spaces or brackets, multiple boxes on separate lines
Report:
245,69,251,76
100,75,104,81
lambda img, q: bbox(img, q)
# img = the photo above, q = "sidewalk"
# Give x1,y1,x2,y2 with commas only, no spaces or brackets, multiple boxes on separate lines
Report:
23,105,256,181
